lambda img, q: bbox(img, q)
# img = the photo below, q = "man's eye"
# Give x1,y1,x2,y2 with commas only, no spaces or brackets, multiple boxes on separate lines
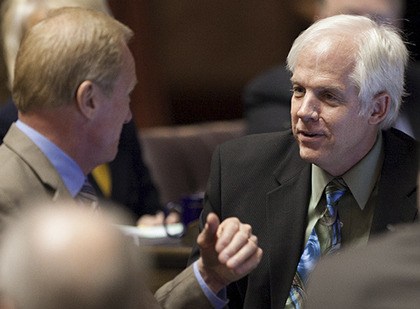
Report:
324,92,336,100
291,86,305,97
321,92,343,105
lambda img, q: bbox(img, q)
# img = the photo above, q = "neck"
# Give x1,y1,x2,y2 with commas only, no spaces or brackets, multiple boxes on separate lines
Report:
18,107,93,174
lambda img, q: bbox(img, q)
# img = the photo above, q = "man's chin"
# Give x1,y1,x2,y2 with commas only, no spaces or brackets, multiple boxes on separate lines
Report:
105,145,119,163
109,151,118,162
299,147,321,164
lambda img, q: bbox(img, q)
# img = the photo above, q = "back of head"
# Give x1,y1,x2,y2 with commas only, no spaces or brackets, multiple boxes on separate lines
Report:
12,6,133,113
286,14,408,130
1,0,112,89
0,203,146,309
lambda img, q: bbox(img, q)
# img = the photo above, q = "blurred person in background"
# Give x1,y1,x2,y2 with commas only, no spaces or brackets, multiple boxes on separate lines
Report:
0,199,263,309
0,202,159,309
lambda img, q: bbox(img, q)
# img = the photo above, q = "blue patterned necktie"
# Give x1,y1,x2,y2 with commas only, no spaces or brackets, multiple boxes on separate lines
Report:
76,179,99,210
287,178,347,308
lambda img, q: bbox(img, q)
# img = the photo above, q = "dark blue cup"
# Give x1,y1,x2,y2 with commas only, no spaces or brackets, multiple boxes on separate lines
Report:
164,192,204,237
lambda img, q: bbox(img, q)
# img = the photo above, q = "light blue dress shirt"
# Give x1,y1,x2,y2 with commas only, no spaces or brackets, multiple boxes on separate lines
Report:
16,120,85,197
17,120,225,306
193,261,228,308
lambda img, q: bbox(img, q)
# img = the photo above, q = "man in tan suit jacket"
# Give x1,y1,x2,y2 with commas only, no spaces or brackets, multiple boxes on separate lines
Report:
0,7,262,308
0,124,74,225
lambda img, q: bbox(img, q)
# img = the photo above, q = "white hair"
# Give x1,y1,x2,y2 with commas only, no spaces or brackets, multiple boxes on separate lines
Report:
287,14,408,129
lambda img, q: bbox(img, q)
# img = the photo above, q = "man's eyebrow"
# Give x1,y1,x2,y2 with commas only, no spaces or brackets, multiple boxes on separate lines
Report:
289,79,346,91
318,84,346,93
290,78,300,84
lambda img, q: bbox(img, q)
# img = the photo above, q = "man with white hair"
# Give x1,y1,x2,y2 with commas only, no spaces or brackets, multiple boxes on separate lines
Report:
243,0,420,140
189,13,417,307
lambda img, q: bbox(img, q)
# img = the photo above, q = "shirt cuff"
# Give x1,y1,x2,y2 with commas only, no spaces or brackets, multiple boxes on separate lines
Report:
193,261,229,308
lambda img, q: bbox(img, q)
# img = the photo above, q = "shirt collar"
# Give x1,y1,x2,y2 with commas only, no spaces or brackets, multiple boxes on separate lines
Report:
312,131,384,210
16,120,85,197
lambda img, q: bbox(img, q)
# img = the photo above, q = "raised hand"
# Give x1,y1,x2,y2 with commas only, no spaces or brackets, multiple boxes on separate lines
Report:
196,213,263,293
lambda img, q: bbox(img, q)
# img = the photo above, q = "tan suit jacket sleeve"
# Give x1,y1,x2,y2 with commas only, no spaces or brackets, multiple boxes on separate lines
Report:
155,265,214,309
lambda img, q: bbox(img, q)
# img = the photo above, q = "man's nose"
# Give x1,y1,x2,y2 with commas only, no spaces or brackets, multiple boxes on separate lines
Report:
296,94,319,122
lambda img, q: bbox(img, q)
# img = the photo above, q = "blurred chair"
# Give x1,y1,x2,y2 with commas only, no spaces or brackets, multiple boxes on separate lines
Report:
138,120,245,292
139,120,245,205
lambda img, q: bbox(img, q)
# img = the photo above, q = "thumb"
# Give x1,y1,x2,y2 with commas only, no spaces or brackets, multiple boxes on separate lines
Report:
198,212,220,248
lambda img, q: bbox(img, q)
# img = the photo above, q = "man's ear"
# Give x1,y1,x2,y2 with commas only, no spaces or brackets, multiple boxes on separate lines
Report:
368,92,390,125
76,80,97,119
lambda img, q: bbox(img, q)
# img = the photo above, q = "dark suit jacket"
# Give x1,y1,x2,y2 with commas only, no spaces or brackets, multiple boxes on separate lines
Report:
306,222,420,308
243,63,420,140
189,128,418,308
0,98,162,220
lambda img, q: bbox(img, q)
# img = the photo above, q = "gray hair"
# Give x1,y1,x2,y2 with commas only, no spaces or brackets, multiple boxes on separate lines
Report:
12,7,133,112
287,14,408,129
1,0,111,88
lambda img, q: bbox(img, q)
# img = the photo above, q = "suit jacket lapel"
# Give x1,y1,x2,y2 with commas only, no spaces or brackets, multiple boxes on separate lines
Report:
263,128,418,306
4,124,72,200
266,141,312,307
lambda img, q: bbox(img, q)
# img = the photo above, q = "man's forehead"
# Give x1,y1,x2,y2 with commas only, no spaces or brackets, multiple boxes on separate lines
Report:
295,37,356,70
290,39,356,89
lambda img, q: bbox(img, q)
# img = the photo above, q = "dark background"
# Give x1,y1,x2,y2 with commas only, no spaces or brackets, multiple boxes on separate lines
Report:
0,0,418,128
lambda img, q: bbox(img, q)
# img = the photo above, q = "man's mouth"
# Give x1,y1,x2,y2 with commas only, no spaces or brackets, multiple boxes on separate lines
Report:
299,130,322,137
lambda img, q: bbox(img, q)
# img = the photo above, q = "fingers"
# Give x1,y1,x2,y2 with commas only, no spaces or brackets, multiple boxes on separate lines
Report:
197,212,220,249
136,211,165,226
216,219,252,261
225,235,262,269
196,215,263,292
229,246,263,277
214,219,263,283
220,231,260,266
164,211,181,224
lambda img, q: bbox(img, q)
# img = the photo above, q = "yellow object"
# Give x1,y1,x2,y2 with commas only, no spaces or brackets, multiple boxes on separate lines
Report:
91,164,112,198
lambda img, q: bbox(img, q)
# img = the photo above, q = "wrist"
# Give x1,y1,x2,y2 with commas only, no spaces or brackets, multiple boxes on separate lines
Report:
197,258,226,293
